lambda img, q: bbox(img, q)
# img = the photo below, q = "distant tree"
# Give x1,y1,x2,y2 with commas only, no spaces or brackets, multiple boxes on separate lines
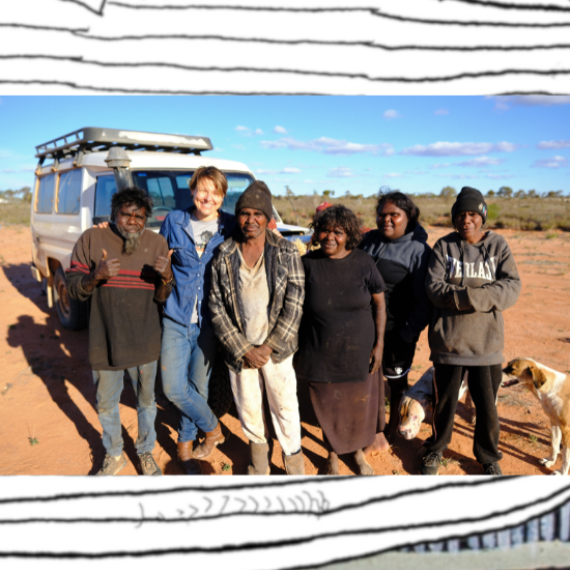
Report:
345,190,352,198
514,189,526,199
543,190,563,198
440,186,457,200
497,186,513,198
527,189,538,198
322,190,333,197
285,185,294,198
487,189,496,197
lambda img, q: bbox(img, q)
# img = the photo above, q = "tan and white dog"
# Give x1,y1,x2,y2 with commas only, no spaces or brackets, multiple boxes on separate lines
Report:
502,358,570,476
398,367,472,440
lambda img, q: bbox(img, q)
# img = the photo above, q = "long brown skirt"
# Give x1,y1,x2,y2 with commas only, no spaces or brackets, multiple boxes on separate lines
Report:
309,371,380,456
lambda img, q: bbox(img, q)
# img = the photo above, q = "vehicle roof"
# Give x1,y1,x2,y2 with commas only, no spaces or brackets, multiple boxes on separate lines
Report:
36,150,253,175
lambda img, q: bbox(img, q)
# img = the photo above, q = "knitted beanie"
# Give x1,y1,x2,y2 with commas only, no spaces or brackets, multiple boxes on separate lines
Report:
236,180,273,221
451,186,488,224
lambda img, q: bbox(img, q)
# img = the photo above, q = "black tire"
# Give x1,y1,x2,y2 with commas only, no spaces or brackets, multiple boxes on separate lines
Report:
208,352,234,419
54,267,90,330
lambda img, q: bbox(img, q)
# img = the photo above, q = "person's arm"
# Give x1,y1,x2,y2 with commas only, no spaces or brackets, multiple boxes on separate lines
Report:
454,239,521,312
369,291,386,374
208,253,255,363
400,245,432,343
153,249,174,304
425,239,463,310
66,233,120,301
262,244,305,357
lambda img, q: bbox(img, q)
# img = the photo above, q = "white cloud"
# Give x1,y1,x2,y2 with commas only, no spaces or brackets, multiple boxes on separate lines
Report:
235,125,249,132
456,157,504,167
273,126,287,134
434,108,449,116
260,136,394,156
231,144,246,151
495,96,570,109
401,141,517,157
485,174,514,180
383,173,402,179
430,163,452,170
256,167,301,175
327,167,355,178
434,174,479,180
254,128,264,136
383,109,401,119
0,166,35,173
537,140,570,150
531,155,568,169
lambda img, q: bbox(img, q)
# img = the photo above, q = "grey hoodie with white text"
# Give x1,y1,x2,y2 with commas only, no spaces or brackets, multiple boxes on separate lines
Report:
426,230,521,366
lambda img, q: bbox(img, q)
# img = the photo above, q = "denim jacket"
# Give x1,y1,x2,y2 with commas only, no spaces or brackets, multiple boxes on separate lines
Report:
160,208,235,327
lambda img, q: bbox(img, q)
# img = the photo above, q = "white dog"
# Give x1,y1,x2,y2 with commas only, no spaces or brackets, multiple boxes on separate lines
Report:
502,358,570,476
398,367,471,440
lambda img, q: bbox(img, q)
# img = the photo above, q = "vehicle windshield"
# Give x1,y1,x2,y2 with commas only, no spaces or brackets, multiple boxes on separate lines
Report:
94,170,281,228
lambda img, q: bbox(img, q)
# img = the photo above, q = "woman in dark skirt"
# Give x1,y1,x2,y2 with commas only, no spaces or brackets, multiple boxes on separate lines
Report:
296,205,387,475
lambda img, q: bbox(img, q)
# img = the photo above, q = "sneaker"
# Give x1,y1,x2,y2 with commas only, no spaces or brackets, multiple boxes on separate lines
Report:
483,462,503,476
138,452,162,476
419,451,442,475
96,452,127,476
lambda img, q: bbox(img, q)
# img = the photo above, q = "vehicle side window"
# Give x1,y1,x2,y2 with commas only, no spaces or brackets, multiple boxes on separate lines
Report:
95,175,117,217
146,176,176,209
57,170,82,215
35,174,56,214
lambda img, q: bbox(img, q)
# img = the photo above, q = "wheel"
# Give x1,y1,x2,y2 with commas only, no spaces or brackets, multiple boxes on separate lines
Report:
208,352,234,419
54,267,90,330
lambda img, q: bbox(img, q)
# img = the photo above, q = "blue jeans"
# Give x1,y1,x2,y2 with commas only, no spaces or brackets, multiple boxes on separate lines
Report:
92,361,158,457
161,317,219,443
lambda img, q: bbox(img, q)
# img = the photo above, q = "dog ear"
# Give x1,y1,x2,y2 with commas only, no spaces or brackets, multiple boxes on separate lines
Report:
527,362,548,389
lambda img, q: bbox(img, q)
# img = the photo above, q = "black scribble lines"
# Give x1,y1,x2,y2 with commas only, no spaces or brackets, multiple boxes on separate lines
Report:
58,0,107,16
1,479,570,569
450,0,570,12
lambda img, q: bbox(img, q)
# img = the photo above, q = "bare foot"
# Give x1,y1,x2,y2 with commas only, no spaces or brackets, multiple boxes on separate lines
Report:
364,432,390,458
325,451,339,475
354,449,375,476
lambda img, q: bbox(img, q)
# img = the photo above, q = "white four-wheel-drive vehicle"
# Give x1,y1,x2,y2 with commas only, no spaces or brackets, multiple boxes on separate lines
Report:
30,127,309,330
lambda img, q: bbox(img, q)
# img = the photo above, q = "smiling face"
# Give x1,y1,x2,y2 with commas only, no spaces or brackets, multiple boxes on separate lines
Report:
191,176,224,222
376,201,409,241
238,207,268,240
317,225,348,258
454,211,484,244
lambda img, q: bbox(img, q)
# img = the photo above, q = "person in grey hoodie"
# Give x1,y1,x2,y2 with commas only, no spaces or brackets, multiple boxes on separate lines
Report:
421,186,521,476
359,191,432,453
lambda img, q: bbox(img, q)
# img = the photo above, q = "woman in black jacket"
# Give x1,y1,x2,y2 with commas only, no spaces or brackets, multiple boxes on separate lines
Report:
359,191,431,453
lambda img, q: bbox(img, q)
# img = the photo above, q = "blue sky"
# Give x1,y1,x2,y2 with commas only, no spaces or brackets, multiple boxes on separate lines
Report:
1,95,569,196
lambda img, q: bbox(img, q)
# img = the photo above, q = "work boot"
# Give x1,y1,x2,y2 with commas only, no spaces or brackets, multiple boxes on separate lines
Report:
419,451,442,475
193,422,226,460
177,441,201,475
483,462,503,476
96,452,127,476
283,450,305,475
247,442,270,475
138,452,162,476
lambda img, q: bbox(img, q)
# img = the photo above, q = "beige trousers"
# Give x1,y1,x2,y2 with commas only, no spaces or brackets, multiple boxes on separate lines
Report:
229,355,302,456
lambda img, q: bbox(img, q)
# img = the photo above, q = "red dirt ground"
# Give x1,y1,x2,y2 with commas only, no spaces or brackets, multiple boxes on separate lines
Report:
0,225,569,476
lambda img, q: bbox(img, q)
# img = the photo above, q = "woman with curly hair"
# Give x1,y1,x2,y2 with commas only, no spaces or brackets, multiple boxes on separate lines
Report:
295,205,387,475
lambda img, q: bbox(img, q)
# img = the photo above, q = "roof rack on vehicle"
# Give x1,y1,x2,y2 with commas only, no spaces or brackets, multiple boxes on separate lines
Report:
35,127,213,169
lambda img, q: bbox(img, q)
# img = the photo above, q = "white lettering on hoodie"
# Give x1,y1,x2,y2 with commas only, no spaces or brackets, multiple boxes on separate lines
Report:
445,255,496,282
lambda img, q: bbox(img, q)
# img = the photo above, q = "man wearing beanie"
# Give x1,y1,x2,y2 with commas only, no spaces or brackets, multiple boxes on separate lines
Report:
209,181,306,475
421,186,521,476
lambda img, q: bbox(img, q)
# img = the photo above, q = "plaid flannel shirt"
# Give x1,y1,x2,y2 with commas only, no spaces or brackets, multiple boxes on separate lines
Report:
209,229,305,373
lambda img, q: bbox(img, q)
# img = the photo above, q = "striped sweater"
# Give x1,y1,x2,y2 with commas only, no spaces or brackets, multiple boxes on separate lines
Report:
66,226,169,370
